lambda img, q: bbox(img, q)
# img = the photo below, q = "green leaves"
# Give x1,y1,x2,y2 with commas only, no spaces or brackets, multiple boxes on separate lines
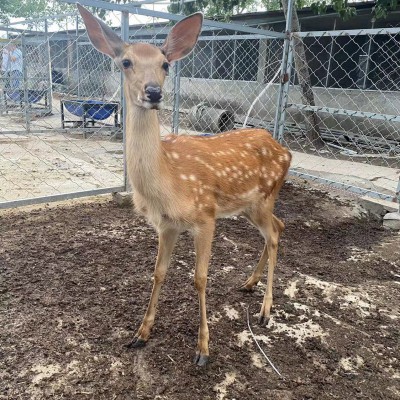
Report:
168,0,256,18
0,0,73,23
0,0,132,24
311,0,397,21
374,0,398,19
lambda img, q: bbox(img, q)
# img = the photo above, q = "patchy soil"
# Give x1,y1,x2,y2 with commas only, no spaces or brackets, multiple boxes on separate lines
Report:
1,182,399,400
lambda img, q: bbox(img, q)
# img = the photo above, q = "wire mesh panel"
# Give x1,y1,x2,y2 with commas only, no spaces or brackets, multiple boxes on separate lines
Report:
0,35,52,122
0,11,125,207
280,29,400,202
1,3,398,208
122,15,283,139
175,32,283,135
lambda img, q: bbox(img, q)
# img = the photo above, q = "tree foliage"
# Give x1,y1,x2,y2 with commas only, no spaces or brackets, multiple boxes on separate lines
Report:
311,0,398,20
169,0,398,20
261,0,317,12
0,0,131,24
168,0,259,19
0,0,73,23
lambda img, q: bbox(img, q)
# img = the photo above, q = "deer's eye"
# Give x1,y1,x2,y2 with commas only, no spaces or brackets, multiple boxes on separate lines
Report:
162,61,169,74
121,59,132,69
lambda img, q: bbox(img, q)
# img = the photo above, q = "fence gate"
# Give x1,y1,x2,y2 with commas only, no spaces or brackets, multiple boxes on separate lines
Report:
0,11,125,208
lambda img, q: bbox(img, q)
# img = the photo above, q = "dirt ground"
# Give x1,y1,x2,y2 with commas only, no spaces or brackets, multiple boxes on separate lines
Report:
1,181,399,400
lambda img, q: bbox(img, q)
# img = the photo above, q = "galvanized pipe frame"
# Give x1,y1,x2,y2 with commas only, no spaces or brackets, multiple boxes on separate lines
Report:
273,0,294,141
59,0,285,38
0,186,126,210
297,27,400,37
287,104,400,124
121,11,130,191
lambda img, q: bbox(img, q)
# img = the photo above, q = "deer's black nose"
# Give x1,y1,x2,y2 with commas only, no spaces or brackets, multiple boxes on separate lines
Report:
145,84,162,103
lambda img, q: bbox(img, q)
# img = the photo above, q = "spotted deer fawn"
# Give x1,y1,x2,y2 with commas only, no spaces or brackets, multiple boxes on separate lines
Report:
78,4,291,366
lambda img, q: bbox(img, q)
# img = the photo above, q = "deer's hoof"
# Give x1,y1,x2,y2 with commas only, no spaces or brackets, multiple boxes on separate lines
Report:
237,277,259,292
193,354,209,367
258,314,271,327
126,337,147,349
237,284,253,292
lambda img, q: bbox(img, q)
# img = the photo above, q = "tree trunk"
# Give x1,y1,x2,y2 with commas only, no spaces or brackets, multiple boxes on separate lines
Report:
281,0,322,144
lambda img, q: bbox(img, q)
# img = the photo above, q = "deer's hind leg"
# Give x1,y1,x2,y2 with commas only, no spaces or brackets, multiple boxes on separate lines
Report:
192,218,215,367
240,198,284,325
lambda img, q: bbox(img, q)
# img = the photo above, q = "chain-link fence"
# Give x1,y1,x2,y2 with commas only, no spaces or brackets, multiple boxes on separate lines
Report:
0,1,399,209
0,10,125,207
281,28,400,203
172,24,399,204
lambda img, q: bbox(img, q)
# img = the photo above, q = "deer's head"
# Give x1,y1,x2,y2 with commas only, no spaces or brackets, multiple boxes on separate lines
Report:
77,4,203,110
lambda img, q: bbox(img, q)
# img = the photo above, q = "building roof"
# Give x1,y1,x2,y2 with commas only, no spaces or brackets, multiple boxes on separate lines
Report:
230,1,400,30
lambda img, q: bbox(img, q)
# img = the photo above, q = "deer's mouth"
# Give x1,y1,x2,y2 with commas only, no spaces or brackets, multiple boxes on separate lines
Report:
139,97,163,110
145,100,163,110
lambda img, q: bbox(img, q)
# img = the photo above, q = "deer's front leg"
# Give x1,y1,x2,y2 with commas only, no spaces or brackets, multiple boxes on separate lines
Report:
128,227,179,348
193,219,215,367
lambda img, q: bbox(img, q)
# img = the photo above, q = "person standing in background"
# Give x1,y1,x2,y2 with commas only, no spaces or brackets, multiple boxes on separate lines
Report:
1,43,10,89
2,41,23,95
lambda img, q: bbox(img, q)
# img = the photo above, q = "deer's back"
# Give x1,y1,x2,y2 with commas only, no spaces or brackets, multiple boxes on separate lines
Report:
159,128,291,221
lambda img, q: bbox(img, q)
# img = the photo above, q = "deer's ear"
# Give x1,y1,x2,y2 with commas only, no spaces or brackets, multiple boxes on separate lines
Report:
161,13,203,63
77,3,124,59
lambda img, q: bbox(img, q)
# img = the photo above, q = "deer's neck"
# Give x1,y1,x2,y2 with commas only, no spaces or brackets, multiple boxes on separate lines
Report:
125,103,167,196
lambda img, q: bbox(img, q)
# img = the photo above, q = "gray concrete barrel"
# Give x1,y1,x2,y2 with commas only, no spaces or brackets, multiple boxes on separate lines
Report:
188,103,235,133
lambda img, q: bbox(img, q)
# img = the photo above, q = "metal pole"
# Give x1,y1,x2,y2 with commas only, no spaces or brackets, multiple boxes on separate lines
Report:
45,19,53,115
76,15,80,98
325,18,336,88
172,0,185,134
232,38,237,80
273,0,294,142
59,0,285,38
21,34,31,132
172,60,181,134
121,11,129,191
277,40,293,143
211,33,215,78
1,28,11,115
362,18,375,90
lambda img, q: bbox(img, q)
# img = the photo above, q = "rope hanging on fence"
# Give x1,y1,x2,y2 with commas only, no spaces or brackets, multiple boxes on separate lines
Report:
243,68,281,129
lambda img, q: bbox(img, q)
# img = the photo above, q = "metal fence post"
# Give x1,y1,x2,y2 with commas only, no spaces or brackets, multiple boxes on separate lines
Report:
21,34,31,132
76,15,80,98
172,60,182,134
273,0,294,143
121,11,129,191
45,19,53,115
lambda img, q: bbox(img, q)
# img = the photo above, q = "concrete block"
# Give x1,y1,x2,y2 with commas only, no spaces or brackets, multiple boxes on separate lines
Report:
358,196,398,219
383,212,400,230
112,191,132,207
